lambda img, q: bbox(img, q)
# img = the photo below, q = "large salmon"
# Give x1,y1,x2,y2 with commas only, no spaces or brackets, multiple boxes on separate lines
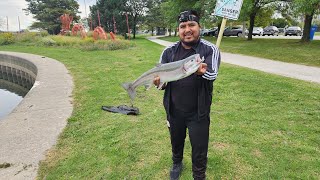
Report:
122,54,204,100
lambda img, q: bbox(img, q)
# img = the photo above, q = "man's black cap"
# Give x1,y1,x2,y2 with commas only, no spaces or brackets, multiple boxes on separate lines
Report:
178,10,200,24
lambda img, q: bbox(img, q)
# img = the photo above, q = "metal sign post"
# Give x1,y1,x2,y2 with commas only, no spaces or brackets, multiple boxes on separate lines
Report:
213,0,244,47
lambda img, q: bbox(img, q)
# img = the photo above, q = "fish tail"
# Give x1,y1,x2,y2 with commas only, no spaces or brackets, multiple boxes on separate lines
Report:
122,82,136,100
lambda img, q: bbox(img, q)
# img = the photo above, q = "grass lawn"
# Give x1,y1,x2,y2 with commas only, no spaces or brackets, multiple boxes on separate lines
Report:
160,36,320,67
0,37,320,179
315,32,320,36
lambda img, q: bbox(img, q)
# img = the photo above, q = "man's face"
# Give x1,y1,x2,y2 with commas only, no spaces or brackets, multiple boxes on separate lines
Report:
178,21,200,47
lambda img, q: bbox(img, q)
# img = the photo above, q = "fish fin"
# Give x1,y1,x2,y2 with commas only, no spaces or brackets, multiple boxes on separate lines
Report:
121,82,136,100
157,82,165,90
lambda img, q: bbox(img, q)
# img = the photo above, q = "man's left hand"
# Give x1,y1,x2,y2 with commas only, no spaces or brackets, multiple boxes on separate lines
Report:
195,63,207,75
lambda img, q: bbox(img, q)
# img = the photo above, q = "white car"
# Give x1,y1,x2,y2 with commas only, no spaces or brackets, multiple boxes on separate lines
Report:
245,27,264,36
252,27,264,36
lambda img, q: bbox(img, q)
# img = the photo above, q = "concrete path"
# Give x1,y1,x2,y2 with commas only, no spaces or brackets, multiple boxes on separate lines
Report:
0,52,73,179
147,36,320,84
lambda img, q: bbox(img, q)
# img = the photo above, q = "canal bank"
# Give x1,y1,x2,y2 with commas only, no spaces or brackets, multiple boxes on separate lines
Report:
0,52,73,179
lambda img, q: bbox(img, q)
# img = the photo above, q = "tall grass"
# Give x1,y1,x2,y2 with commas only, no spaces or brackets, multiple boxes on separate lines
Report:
1,32,134,51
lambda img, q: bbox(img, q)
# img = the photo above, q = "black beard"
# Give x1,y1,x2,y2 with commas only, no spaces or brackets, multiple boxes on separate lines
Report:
181,38,199,47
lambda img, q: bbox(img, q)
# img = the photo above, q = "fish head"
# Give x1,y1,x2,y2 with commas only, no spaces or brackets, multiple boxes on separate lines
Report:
182,54,204,74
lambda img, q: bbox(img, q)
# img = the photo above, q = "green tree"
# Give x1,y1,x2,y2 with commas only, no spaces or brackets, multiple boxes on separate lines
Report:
156,0,212,36
292,0,320,42
241,0,279,40
272,18,289,27
145,0,166,36
89,0,151,39
24,0,80,34
126,0,152,39
89,0,127,35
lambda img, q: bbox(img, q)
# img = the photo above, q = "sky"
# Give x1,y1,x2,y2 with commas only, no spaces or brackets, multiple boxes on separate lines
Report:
0,0,96,32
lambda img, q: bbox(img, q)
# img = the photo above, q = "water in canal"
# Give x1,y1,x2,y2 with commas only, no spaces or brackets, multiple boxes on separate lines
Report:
0,56,37,119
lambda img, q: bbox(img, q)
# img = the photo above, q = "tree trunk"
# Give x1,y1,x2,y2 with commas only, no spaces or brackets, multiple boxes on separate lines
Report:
133,15,137,39
247,13,256,41
301,14,314,42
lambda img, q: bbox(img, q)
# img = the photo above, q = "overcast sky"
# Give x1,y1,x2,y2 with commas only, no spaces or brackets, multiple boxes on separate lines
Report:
0,0,96,32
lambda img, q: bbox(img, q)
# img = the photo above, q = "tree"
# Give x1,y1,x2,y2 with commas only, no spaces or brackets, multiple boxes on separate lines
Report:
89,0,128,34
241,0,279,40
157,0,211,36
272,17,289,27
292,0,320,42
145,0,166,36
126,0,152,39
24,0,80,34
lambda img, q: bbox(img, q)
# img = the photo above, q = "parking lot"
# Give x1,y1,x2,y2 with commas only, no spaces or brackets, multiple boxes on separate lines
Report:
249,34,320,40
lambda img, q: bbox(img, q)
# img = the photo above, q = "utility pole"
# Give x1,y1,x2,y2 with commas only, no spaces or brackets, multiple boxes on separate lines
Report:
84,0,88,19
18,16,21,33
6,16,8,32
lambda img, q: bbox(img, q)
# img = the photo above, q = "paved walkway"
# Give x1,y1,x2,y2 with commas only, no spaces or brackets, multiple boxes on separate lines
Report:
0,52,73,179
147,36,320,84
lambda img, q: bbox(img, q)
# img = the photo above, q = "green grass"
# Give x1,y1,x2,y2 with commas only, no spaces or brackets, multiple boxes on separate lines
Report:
160,36,320,67
315,32,320,36
0,37,320,179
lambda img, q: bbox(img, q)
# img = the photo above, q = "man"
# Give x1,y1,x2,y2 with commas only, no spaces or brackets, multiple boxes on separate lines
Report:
154,10,221,180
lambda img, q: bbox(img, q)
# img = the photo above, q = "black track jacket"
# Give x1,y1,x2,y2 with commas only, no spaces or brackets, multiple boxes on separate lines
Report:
159,39,221,122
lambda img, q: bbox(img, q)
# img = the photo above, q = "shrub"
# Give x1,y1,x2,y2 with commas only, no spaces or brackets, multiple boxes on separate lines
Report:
80,39,133,51
40,37,56,46
39,30,49,37
86,31,93,37
15,32,39,43
0,33,15,45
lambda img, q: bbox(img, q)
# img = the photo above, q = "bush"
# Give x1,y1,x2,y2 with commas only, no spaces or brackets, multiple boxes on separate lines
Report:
0,32,134,51
79,39,133,51
15,32,39,43
40,37,56,46
0,33,15,45
39,30,49,37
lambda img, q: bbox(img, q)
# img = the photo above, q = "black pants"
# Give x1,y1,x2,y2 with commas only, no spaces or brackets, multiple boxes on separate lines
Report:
169,108,210,180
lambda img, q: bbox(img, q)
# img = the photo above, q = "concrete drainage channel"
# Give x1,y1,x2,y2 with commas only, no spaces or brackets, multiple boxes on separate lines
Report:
0,51,73,179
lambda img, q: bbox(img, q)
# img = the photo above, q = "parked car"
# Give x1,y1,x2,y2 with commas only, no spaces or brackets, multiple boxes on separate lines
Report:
224,26,244,37
201,27,218,36
252,27,264,36
285,26,302,36
263,26,279,36
278,28,285,34
215,26,244,37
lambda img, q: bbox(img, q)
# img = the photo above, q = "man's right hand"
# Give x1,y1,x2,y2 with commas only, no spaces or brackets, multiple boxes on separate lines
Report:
153,76,160,87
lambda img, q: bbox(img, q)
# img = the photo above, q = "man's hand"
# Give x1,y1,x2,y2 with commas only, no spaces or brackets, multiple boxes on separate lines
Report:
195,63,207,75
153,76,160,87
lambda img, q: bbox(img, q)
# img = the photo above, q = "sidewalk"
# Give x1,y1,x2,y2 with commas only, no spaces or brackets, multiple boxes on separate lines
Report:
147,36,320,84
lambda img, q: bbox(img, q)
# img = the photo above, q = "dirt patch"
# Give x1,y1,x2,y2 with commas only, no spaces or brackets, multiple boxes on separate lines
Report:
212,142,230,151
252,149,263,158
